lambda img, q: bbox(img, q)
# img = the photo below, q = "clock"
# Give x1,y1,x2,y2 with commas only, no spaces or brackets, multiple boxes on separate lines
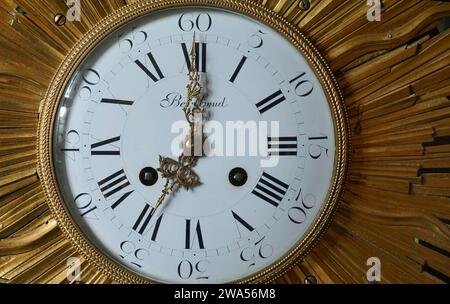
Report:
2,0,449,285
37,0,348,283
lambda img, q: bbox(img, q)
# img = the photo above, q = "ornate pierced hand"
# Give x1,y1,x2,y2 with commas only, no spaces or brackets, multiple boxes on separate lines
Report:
154,33,206,211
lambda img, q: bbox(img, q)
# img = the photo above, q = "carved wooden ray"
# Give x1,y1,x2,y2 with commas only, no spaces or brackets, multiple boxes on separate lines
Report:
0,0,449,283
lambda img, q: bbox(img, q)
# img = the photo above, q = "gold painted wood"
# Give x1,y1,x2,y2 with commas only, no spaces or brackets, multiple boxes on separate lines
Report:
1,0,450,284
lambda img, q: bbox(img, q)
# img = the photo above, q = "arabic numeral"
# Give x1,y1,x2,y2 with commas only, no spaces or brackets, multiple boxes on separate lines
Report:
308,135,329,159
288,207,306,224
119,241,150,268
178,13,212,32
289,72,314,97
65,130,80,147
301,192,316,209
61,130,80,161
82,68,100,85
248,30,266,48
118,36,133,52
177,260,210,280
79,68,101,100
240,236,274,268
288,190,316,224
79,85,92,100
240,247,256,268
118,27,148,53
131,28,148,45
74,193,98,219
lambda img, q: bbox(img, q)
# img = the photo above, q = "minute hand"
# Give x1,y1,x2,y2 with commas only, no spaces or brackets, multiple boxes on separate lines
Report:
155,34,207,209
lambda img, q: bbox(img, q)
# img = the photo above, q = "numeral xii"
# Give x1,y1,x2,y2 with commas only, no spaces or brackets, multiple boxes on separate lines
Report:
181,42,206,72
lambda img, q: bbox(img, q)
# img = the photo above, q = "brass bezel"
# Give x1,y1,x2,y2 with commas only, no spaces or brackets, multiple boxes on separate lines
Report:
37,0,349,284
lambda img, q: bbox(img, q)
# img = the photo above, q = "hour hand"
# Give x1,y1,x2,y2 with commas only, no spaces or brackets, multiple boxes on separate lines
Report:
158,155,201,190
175,161,201,190
158,156,179,179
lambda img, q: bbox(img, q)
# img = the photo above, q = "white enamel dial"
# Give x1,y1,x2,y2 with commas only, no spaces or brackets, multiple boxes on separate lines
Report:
53,7,336,283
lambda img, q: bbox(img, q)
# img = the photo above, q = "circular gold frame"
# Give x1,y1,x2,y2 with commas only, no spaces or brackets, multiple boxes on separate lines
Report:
37,0,349,284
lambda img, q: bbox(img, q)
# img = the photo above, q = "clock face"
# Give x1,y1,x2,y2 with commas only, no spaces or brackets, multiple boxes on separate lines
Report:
51,6,340,283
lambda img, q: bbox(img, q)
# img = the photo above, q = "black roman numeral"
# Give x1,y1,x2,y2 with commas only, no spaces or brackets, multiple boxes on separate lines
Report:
229,56,247,83
185,219,205,249
252,172,289,207
132,204,163,240
135,52,165,82
231,211,254,237
268,137,298,156
91,136,120,156
100,98,134,106
256,90,286,114
110,191,133,210
98,169,131,198
181,42,206,72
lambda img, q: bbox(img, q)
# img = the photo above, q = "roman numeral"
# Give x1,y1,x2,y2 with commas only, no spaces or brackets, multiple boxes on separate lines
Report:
132,204,163,240
185,219,205,249
231,211,254,237
181,42,206,72
252,172,289,207
229,56,247,83
100,98,134,106
135,52,165,82
256,90,286,114
268,137,298,156
110,191,133,210
98,169,130,198
91,136,120,156
309,135,328,141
